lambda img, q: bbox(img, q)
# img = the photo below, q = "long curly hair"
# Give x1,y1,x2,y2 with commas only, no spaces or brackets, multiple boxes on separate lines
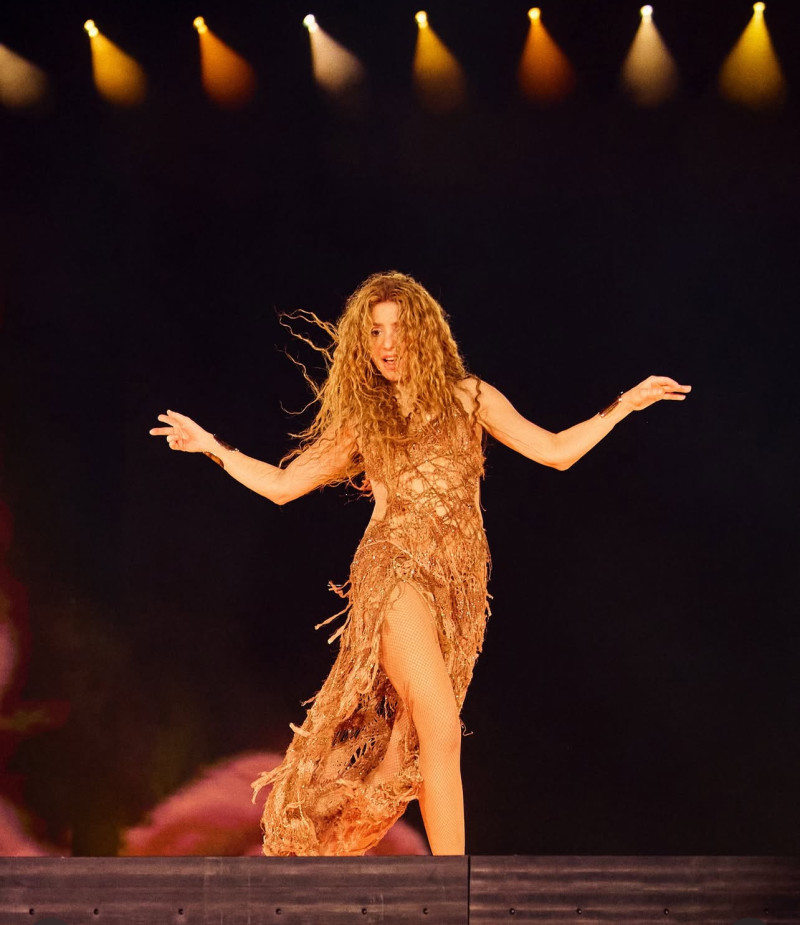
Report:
284,271,473,484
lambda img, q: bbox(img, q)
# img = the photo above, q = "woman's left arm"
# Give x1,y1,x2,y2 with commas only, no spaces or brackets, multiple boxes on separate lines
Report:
474,376,691,470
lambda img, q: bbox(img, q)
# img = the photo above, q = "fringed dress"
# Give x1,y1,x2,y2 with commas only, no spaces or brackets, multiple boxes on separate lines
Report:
252,406,490,855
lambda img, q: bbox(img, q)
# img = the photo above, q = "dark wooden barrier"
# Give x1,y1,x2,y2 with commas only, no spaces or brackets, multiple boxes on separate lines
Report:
469,856,800,924
1,856,798,924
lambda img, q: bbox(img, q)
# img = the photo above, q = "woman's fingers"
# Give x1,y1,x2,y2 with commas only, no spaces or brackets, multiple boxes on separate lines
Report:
151,412,184,440
627,377,691,411
651,376,691,392
150,410,202,453
154,411,190,424
151,412,189,434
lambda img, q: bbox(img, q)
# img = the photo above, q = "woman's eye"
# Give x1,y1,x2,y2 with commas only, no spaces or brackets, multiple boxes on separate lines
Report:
370,329,380,337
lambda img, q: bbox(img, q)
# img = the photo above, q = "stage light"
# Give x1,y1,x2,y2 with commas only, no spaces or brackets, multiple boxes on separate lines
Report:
84,21,147,106
719,3,785,108
621,5,678,105
413,12,466,112
195,17,256,107
0,44,48,108
518,7,576,104
304,16,365,100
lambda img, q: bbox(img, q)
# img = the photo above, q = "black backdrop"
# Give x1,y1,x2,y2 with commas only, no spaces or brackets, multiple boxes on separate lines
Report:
1,0,798,856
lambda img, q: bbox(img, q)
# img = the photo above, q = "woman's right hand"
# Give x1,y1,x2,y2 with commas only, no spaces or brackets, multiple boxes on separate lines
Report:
149,410,214,454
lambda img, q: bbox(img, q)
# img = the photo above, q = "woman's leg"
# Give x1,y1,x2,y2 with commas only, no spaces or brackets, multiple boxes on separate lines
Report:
378,582,465,855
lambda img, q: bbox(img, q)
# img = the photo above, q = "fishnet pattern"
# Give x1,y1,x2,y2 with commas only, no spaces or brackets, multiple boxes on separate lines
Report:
252,407,489,856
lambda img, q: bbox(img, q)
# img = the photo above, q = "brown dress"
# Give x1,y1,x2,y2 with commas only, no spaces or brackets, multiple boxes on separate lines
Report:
252,406,490,855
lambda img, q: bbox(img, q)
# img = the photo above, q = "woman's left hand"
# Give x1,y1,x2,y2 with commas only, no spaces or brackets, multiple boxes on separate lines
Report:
623,376,692,411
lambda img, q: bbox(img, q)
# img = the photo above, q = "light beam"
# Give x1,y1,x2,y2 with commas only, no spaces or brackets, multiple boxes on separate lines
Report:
194,16,256,108
84,20,147,106
303,14,365,98
518,7,576,104
719,3,786,109
0,44,48,108
620,5,678,106
413,11,466,113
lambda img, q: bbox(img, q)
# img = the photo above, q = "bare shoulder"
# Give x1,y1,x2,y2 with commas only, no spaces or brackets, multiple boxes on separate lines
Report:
453,376,505,420
453,375,480,413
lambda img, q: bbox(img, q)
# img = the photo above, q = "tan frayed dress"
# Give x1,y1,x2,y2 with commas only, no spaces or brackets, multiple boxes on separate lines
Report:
252,407,490,856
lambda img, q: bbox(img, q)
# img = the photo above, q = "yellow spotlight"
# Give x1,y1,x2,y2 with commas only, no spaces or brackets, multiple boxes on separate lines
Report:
621,5,678,106
413,13,466,112
0,44,48,108
719,4,785,108
303,14,319,33
85,22,147,106
195,18,256,107
305,17,365,98
518,7,576,104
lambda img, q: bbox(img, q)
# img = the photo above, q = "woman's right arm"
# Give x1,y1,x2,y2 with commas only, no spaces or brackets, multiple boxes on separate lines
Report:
149,410,356,506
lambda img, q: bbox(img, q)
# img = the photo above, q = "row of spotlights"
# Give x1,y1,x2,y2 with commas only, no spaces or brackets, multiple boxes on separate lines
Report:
83,5,771,40
297,3,766,27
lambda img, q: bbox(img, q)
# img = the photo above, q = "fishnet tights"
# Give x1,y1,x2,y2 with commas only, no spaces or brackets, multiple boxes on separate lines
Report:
375,581,465,855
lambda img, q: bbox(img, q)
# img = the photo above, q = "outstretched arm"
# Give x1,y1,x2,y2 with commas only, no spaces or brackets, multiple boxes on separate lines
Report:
149,410,356,505
475,376,691,470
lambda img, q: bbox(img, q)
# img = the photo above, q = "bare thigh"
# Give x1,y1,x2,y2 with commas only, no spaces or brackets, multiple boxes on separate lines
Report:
379,582,460,744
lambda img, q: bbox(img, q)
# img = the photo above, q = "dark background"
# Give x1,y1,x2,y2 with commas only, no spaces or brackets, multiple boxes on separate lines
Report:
1,0,798,855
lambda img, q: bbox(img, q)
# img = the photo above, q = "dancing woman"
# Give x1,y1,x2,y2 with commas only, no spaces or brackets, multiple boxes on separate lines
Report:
150,271,690,857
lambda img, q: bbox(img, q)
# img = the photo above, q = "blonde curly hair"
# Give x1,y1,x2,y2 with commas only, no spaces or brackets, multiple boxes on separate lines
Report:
284,271,475,485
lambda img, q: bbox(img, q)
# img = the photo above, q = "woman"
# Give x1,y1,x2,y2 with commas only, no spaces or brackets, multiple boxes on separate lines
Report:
150,271,690,857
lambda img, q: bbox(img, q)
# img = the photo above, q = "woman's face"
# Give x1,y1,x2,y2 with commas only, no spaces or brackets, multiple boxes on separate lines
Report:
369,300,403,382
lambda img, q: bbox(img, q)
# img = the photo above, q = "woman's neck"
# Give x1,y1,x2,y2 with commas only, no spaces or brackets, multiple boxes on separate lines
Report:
394,384,416,417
